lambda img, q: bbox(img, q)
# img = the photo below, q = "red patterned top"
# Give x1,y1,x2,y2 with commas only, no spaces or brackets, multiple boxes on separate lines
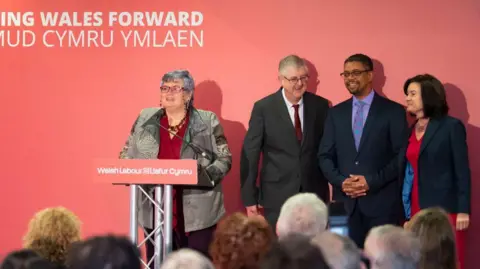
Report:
158,114,189,233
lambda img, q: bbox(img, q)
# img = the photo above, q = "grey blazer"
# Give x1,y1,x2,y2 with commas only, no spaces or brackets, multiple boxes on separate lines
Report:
119,107,232,232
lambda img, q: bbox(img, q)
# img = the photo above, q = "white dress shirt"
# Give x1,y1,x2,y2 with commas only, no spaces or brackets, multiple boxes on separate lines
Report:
281,88,304,131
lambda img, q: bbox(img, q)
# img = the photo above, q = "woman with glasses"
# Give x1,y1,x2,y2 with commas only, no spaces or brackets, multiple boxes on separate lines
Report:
119,70,232,265
401,74,471,269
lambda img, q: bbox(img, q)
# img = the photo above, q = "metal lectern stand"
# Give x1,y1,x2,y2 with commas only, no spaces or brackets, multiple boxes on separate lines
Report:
129,184,173,269
94,158,212,269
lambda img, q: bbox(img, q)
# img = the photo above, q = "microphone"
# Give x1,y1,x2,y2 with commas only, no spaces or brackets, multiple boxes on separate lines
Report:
154,114,216,188
156,121,214,161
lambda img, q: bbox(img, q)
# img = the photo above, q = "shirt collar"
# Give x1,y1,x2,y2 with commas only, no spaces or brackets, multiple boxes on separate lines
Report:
282,88,304,107
353,89,375,106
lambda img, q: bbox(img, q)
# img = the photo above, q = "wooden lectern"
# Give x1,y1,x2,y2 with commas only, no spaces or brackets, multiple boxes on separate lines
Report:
93,158,213,269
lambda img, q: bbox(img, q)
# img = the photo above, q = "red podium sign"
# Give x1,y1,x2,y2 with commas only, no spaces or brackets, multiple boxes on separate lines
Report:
93,159,198,185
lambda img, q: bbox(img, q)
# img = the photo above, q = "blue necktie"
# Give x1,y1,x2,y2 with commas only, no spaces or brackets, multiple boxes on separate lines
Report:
353,101,366,150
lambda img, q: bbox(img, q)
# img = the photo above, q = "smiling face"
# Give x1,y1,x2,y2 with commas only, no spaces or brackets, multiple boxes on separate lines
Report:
405,82,424,117
279,65,309,103
343,61,373,97
160,79,192,110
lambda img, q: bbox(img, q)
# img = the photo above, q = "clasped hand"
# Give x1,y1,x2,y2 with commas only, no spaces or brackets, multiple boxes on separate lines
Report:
342,174,369,198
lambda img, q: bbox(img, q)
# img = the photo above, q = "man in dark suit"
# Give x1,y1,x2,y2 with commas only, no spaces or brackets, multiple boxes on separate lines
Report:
318,54,408,248
240,54,330,228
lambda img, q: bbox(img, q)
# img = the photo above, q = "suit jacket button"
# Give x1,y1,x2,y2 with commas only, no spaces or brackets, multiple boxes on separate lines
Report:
355,161,359,165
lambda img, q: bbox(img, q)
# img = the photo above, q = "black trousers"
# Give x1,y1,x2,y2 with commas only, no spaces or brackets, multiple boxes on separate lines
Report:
144,225,216,269
348,203,400,249
263,207,280,230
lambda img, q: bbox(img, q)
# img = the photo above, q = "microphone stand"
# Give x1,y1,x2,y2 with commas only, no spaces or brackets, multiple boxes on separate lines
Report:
155,118,215,188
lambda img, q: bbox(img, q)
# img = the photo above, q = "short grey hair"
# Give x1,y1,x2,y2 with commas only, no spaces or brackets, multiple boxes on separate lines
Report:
312,231,362,269
161,69,195,93
160,249,214,269
278,55,307,75
276,193,328,238
367,225,421,269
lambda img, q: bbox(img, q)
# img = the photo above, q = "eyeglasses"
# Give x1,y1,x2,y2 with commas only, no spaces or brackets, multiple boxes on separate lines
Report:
284,75,309,84
340,70,371,78
160,85,184,93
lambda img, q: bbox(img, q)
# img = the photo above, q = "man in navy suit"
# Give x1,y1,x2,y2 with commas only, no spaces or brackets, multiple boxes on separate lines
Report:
318,54,408,248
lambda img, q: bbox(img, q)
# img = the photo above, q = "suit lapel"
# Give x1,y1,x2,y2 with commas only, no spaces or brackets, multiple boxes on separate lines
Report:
343,98,357,153
137,109,163,159
301,93,315,149
180,109,208,155
274,89,299,142
420,118,441,155
357,94,380,153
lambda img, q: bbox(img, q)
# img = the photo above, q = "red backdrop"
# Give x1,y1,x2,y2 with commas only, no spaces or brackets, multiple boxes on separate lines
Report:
1,0,479,267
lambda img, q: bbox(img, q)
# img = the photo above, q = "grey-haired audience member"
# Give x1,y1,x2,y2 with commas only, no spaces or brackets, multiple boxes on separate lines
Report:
312,231,363,269
276,193,328,238
160,249,214,269
364,225,421,269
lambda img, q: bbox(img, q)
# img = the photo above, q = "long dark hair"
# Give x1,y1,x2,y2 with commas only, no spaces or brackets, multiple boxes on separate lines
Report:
403,74,449,118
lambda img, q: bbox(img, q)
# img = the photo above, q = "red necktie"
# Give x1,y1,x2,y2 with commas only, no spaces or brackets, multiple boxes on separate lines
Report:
293,104,302,141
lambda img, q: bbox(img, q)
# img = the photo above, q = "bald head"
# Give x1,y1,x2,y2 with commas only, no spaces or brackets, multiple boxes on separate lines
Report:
312,231,362,269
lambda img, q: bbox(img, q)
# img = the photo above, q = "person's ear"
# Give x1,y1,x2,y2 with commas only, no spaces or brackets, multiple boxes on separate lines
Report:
184,91,192,103
368,71,374,82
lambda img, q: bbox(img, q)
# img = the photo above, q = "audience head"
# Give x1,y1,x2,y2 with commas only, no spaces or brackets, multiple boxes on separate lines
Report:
1,250,56,269
261,233,330,269
312,231,363,269
406,207,457,269
209,212,275,269
23,207,81,265
160,249,214,269
364,225,420,269
67,235,140,269
276,193,328,238
278,54,309,102
403,73,449,119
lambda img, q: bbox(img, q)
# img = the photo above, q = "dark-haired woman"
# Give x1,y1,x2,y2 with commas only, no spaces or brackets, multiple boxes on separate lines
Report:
401,74,471,269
